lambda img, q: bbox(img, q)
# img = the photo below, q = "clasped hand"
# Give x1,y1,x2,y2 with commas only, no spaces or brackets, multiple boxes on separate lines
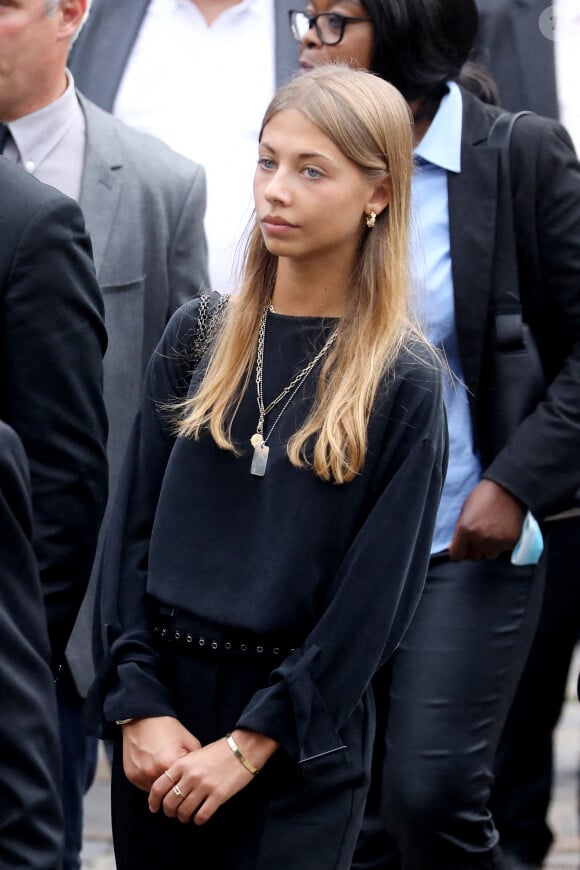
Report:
122,716,276,825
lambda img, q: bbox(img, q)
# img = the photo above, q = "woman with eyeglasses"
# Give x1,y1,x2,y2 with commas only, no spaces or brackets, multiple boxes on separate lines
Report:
290,1,580,867
91,64,447,870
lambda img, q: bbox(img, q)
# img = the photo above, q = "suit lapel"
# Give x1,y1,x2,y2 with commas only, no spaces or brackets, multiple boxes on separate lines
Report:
77,95,123,280
513,0,558,118
274,0,300,87
448,91,499,402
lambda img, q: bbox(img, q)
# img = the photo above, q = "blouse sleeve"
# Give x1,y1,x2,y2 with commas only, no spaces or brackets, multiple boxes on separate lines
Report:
87,298,204,735
236,354,448,774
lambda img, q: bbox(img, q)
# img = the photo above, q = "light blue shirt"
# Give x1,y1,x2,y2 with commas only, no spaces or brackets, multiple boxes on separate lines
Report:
411,81,482,553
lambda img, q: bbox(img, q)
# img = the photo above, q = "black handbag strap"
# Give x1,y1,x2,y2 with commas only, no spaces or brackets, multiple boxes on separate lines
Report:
190,292,229,368
488,110,533,350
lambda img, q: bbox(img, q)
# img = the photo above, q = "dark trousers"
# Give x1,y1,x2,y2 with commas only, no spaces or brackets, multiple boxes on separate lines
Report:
353,555,544,869
56,663,99,870
112,616,373,870
490,516,580,866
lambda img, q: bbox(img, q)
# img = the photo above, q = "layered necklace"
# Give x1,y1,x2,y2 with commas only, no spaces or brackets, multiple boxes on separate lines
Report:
249,303,339,477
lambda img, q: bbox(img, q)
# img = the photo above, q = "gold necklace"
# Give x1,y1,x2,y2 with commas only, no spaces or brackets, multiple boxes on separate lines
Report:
250,304,338,477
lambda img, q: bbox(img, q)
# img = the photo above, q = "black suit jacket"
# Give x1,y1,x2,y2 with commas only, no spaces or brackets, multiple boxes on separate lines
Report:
475,0,559,118
0,160,108,668
0,422,63,869
449,88,580,517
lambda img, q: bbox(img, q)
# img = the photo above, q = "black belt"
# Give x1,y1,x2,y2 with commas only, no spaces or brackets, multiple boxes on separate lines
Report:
151,604,300,663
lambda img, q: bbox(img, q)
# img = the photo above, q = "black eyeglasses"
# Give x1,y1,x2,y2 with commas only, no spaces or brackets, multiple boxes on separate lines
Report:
289,10,371,46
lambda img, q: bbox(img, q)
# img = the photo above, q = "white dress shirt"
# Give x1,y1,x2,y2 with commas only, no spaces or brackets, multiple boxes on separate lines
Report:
554,0,580,154
114,0,276,293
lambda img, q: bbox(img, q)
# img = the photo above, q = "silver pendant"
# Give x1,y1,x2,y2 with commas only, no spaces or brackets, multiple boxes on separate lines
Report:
250,433,263,448
250,443,269,477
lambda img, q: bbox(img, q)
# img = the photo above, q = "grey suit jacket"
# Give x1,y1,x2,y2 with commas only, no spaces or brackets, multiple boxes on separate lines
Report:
70,0,299,109
475,0,559,118
78,94,208,494
67,95,209,692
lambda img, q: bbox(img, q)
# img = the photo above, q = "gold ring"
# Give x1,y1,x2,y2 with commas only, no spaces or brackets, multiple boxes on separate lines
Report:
172,784,183,798
163,770,174,784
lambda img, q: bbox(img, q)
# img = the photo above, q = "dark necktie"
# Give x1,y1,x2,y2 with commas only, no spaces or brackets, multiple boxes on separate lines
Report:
0,121,9,155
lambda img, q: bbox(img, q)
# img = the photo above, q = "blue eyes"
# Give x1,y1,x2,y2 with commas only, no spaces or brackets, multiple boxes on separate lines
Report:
257,158,323,179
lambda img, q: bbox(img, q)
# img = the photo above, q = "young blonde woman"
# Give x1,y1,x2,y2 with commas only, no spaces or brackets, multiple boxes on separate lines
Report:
91,65,447,869
291,2,580,867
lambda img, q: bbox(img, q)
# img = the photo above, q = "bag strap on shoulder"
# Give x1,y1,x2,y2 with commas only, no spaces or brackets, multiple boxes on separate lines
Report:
487,110,532,151
488,111,533,350
191,293,229,368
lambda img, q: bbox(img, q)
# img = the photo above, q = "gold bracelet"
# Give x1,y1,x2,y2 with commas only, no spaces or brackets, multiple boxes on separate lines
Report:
225,733,259,775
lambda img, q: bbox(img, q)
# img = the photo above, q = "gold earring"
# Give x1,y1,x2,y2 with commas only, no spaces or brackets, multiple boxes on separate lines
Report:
366,210,377,228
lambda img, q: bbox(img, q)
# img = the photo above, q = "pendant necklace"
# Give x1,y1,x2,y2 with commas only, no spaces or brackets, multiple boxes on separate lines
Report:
250,303,338,477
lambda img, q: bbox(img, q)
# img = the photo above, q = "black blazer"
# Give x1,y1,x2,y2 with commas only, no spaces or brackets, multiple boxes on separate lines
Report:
0,422,63,869
69,0,299,108
475,0,559,118
449,88,580,517
0,160,108,668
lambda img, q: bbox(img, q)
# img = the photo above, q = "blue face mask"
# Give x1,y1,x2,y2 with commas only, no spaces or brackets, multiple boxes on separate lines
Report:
511,512,544,566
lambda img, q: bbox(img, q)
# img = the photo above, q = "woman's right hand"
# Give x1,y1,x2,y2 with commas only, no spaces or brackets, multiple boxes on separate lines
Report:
121,715,201,792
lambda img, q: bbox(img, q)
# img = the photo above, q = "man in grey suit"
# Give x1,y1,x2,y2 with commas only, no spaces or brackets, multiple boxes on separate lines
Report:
69,0,299,293
0,1,209,867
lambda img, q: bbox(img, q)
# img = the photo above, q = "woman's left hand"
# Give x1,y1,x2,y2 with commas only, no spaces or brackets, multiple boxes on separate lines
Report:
148,729,278,825
449,479,526,561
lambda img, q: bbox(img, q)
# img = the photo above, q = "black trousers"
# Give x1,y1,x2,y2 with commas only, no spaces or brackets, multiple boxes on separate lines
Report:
490,516,580,866
56,662,99,870
111,615,373,870
353,555,544,869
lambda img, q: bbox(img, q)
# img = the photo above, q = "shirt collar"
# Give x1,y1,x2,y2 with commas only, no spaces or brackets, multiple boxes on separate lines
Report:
414,80,463,174
174,0,259,14
8,70,80,171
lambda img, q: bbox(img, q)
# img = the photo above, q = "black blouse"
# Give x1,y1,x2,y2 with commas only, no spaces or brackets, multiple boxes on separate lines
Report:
96,298,447,774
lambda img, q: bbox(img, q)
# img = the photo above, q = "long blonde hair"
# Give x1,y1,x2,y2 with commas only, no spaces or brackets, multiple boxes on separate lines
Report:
176,64,418,484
